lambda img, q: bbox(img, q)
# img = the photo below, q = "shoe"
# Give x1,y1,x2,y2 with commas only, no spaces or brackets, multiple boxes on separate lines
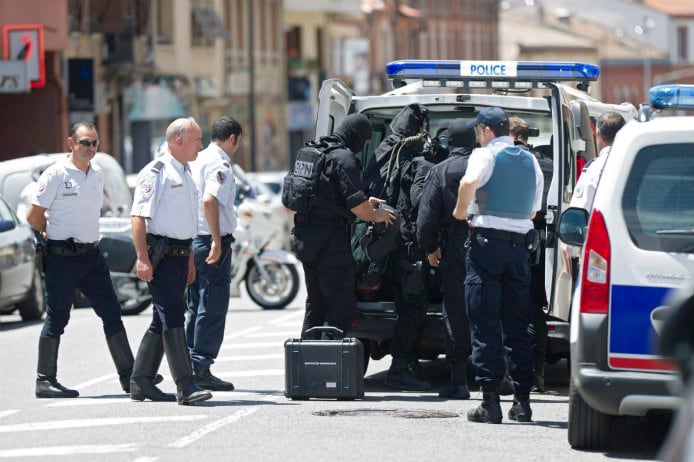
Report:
385,369,430,391
467,391,502,424
508,398,533,422
406,359,432,386
194,369,235,391
130,331,176,402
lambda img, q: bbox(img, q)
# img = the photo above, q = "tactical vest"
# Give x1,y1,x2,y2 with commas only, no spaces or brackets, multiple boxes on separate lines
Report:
476,145,536,219
282,139,348,217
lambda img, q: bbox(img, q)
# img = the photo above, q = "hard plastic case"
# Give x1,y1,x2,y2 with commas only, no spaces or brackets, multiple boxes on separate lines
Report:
284,327,364,400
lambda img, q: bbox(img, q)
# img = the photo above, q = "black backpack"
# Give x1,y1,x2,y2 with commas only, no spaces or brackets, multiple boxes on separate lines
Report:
282,139,348,216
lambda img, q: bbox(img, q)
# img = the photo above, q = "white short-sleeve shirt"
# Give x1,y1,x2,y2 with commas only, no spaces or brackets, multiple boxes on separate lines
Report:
131,151,198,240
189,143,237,236
31,155,104,243
569,147,610,213
463,136,544,234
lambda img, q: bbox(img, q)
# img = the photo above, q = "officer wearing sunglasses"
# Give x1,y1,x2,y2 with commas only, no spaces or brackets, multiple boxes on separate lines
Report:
26,122,139,399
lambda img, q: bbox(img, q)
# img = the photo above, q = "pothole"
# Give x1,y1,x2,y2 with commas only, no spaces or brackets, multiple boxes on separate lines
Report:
313,408,459,419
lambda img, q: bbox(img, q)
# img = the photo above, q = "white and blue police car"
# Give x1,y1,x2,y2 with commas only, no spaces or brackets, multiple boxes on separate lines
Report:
558,84,694,450
315,60,637,369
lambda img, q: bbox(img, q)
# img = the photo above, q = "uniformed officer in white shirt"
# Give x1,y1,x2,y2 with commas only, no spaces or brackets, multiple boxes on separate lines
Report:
26,122,137,398
129,117,212,405
186,116,241,391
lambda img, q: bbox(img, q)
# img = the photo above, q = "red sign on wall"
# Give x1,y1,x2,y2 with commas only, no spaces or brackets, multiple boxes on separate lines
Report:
2,24,46,89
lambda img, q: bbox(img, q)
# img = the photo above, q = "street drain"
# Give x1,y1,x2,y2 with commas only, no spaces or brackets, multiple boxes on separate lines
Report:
313,409,459,419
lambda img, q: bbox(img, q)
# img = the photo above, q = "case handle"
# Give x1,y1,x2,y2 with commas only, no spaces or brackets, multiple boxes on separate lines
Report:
302,326,345,340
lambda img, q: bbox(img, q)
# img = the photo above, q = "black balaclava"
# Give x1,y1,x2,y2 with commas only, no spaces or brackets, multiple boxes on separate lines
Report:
447,118,476,155
334,113,372,154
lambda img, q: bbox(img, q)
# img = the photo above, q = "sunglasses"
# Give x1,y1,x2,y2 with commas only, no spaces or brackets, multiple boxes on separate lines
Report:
77,139,99,148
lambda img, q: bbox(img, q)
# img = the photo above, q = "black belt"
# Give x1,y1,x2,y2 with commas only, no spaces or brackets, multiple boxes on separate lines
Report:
473,227,527,244
146,234,192,257
146,234,192,246
47,239,98,256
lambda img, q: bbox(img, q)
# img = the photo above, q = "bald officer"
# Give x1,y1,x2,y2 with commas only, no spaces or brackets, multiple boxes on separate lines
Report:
26,122,137,398
129,117,212,405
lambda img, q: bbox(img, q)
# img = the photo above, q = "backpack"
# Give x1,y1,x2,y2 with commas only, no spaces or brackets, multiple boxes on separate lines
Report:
281,139,343,214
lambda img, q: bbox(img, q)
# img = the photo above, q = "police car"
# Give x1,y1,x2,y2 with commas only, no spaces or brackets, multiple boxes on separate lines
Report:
557,84,694,450
315,60,636,367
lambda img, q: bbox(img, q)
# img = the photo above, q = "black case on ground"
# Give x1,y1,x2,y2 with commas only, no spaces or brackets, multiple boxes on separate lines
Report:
284,327,364,400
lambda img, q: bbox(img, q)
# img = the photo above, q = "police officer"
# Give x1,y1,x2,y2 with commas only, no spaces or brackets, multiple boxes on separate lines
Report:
130,117,212,405
186,116,241,391
453,107,544,424
293,113,395,339
26,122,137,398
417,118,476,399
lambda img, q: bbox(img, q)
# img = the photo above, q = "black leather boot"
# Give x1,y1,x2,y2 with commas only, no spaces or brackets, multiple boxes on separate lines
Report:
130,331,176,402
36,336,79,398
385,358,430,391
467,391,502,424
509,396,533,422
106,329,135,393
163,328,212,405
438,362,470,399
194,368,235,391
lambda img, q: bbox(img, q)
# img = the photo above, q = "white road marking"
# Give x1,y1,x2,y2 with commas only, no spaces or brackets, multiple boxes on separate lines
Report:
221,342,282,349
245,331,297,338
132,458,159,462
268,310,304,325
168,408,258,449
0,415,207,433
215,353,284,362
0,444,140,458
223,326,262,340
0,410,19,419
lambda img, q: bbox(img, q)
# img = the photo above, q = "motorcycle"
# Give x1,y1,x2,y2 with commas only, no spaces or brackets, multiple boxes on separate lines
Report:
230,195,300,309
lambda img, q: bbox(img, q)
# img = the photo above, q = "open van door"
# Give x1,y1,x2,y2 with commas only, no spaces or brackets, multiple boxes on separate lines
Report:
315,79,353,140
548,101,596,328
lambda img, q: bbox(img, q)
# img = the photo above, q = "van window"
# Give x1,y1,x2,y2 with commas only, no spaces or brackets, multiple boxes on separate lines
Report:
622,143,694,253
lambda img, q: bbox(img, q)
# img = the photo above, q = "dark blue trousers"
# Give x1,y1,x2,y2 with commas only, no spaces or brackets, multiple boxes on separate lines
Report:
465,232,534,398
186,235,232,371
147,253,189,334
42,248,123,338
440,234,471,367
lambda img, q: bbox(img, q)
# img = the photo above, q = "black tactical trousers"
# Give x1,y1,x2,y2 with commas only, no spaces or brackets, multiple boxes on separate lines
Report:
440,233,471,366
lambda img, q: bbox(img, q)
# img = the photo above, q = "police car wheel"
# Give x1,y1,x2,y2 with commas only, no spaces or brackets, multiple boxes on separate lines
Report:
567,379,612,449
17,266,45,321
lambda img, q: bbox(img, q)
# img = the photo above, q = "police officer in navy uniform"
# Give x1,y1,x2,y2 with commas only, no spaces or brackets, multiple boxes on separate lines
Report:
186,116,242,391
130,117,212,405
293,113,395,339
26,122,137,398
417,118,476,400
453,107,544,424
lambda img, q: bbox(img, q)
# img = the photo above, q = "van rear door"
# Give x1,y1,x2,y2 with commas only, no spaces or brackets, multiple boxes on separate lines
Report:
315,79,353,139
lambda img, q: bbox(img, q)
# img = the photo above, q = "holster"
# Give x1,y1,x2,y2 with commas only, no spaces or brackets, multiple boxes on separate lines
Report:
147,235,168,272
35,232,47,274
527,229,542,266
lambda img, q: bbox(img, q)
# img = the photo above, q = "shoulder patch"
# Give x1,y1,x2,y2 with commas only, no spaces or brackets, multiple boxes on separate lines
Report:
216,170,227,184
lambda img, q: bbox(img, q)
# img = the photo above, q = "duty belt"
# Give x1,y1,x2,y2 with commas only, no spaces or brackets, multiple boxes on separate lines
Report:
473,227,527,245
47,239,98,256
146,234,192,257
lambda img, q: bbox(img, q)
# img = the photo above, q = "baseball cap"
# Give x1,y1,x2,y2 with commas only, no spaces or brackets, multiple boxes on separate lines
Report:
473,107,509,129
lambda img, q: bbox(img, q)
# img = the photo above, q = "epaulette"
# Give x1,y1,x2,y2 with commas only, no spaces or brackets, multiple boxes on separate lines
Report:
150,160,165,174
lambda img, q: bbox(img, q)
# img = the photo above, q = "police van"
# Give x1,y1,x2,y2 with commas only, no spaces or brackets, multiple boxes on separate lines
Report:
557,84,694,450
314,60,636,368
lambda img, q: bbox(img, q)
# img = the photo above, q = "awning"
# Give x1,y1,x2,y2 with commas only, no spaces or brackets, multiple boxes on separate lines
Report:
192,6,229,40
129,83,187,122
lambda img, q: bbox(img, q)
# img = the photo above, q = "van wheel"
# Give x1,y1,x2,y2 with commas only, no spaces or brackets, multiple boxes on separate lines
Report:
17,267,45,321
568,379,612,449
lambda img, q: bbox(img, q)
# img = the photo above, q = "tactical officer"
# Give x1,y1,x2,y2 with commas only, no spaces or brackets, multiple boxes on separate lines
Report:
186,116,242,391
367,103,432,391
453,107,544,424
292,113,395,339
26,122,137,398
416,118,476,399
130,117,212,405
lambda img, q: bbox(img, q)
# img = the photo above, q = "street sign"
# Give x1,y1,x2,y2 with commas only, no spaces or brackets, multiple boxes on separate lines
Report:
2,24,46,88
0,60,29,93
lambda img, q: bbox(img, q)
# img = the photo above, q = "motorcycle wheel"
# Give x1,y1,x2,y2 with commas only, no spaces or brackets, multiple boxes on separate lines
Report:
114,277,152,316
245,262,299,310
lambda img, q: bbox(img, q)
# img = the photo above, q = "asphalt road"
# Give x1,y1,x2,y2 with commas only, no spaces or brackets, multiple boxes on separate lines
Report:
0,274,674,461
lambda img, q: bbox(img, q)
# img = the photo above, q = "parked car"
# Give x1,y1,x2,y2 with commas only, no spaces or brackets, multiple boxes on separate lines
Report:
314,59,637,367
557,84,694,450
0,193,44,321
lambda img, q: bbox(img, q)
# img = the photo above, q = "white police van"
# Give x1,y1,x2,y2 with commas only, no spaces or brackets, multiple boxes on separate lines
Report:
315,60,636,367
558,84,694,450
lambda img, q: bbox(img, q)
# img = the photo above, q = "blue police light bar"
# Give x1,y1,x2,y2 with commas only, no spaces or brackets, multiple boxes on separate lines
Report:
386,60,601,82
649,85,694,109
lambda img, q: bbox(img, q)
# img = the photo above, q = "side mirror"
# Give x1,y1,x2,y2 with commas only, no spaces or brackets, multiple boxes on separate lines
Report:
0,219,16,233
557,207,589,246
